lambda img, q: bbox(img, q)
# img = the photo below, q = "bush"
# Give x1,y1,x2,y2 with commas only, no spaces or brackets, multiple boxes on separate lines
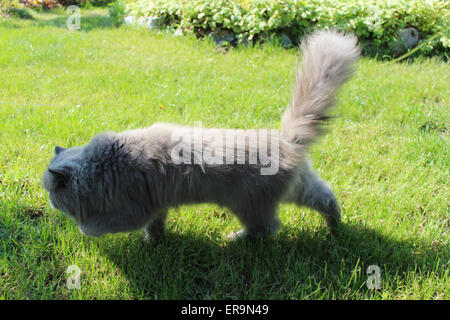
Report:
1,0,28,17
0,0,18,11
90,0,114,6
109,0,128,27
18,0,113,9
20,0,61,9
127,0,449,58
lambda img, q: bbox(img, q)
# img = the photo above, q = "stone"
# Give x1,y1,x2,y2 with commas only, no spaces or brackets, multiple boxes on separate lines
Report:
390,27,420,55
137,16,146,27
147,17,162,30
279,33,294,48
124,16,136,25
398,27,420,48
210,30,236,46
136,16,162,29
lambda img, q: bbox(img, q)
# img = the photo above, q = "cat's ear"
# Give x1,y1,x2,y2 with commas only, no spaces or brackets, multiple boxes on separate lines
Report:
44,165,71,190
48,166,71,181
55,146,66,155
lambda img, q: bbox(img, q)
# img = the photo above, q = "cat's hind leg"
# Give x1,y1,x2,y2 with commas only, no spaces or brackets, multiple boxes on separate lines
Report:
291,167,341,231
227,201,281,240
144,209,168,243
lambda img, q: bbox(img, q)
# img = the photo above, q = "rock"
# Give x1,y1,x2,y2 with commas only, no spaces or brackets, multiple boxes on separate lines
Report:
399,27,420,48
136,17,162,29
147,17,162,30
124,16,136,25
390,27,420,55
209,30,236,46
137,17,146,27
279,33,293,48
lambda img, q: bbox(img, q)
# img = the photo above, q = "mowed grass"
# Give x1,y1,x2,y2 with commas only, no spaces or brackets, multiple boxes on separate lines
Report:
0,9,449,299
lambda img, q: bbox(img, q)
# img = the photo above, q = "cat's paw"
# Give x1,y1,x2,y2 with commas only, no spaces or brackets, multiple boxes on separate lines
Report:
226,229,246,241
142,232,163,245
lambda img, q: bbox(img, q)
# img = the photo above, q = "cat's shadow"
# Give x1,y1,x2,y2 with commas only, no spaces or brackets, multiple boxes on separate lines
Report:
98,223,445,299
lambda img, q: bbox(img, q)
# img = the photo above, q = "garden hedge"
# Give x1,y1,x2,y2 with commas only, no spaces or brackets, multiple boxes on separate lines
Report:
126,0,449,58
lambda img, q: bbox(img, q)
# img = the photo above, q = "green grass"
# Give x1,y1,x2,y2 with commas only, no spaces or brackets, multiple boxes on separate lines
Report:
0,9,449,299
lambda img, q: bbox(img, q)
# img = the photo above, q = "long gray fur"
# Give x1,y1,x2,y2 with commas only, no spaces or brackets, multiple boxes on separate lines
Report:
43,30,360,241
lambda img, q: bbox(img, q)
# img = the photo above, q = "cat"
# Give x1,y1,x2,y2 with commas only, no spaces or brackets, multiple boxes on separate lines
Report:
43,30,360,242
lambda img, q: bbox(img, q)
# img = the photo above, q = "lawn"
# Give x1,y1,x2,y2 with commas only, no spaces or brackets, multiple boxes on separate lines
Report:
0,9,448,299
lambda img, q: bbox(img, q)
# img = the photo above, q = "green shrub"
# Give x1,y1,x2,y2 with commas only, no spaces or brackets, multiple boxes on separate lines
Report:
1,0,30,17
109,0,128,27
127,0,449,58
90,0,114,6
18,0,113,8
19,0,61,10
57,0,86,6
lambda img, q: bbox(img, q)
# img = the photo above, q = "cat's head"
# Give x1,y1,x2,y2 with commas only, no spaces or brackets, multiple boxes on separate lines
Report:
43,134,151,237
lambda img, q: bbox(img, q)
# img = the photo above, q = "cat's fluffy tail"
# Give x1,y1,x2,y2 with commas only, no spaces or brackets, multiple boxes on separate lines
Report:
281,30,360,146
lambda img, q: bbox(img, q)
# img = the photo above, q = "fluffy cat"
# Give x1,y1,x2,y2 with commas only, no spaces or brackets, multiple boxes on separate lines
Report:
43,30,360,242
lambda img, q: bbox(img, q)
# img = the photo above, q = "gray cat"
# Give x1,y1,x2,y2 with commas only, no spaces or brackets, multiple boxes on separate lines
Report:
43,30,360,242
